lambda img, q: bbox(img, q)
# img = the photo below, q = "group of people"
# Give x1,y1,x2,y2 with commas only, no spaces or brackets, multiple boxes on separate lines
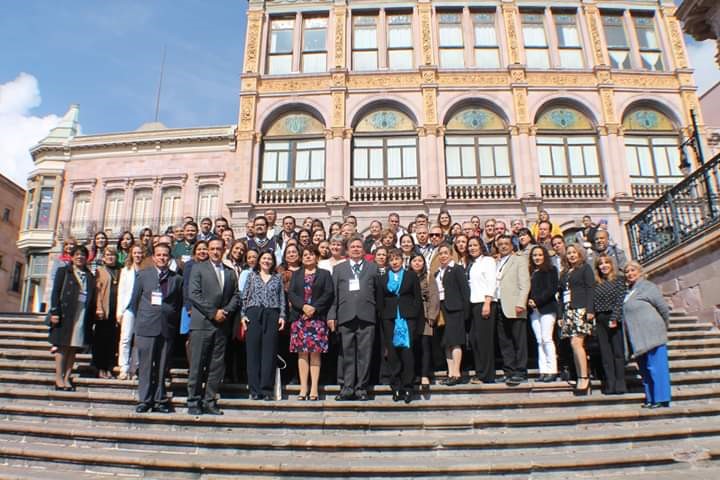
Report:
47,208,672,414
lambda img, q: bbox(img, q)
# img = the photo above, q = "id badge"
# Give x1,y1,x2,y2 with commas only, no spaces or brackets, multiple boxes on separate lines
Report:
349,278,360,292
181,255,191,263
151,290,163,306
78,292,87,303
439,290,445,301
563,290,571,305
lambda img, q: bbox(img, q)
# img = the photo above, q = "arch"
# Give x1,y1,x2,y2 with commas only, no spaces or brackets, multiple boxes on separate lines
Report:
620,99,682,131
535,105,595,130
531,95,600,128
265,113,325,137
349,98,419,129
441,97,510,128
258,101,328,135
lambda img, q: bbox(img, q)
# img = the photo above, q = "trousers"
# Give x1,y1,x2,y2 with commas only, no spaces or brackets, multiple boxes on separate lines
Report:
245,306,280,397
637,344,671,404
469,302,497,382
338,317,375,394
187,327,228,408
529,310,557,374
496,307,527,378
382,318,415,391
135,335,172,405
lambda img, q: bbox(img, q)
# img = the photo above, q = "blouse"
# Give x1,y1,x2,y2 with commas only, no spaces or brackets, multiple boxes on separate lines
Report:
594,276,626,323
468,256,497,303
241,271,286,319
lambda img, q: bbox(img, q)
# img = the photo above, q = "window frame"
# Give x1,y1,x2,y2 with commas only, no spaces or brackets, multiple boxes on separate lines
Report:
159,187,182,230
521,10,550,69
301,15,328,73
130,188,153,233
352,13,380,71
70,191,92,236
102,190,125,235
553,11,584,68
444,134,513,185
351,133,419,186
260,137,326,190
471,10,500,68
267,16,295,75
437,10,465,68
631,13,664,71
386,12,414,70
536,134,602,184
624,135,682,184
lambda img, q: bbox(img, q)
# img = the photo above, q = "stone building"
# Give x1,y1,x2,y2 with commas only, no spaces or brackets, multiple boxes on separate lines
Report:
0,174,26,312
18,0,707,311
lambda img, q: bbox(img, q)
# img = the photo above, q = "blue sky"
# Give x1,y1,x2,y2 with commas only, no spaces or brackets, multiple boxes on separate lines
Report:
0,1,718,186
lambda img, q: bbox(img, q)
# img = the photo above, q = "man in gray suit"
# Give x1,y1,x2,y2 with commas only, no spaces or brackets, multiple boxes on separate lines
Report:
128,243,183,413
495,235,531,386
187,238,241,415
327,235,378,401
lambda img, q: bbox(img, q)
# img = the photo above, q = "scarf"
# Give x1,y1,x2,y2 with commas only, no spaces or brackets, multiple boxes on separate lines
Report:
387,269,410,349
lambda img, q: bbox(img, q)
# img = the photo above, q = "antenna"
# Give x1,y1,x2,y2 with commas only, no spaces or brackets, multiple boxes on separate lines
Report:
154,45,167,122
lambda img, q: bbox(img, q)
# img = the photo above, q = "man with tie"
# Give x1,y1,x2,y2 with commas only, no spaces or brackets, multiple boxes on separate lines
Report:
128,243,183,413
187,238,241,415
327,235,378,401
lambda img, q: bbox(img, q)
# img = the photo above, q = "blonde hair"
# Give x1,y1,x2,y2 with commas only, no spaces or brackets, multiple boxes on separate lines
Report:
624,260,646,279
594,253,617,284
561,242,587,272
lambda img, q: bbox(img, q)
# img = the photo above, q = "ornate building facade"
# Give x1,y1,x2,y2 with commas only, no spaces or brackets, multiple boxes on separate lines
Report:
18,0,707,310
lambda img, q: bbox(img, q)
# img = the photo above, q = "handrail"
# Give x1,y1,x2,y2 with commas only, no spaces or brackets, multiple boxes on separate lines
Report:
626,153,720,264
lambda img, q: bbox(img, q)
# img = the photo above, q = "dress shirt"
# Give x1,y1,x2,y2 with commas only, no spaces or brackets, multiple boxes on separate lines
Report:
494,255,511,300
468,256,497,303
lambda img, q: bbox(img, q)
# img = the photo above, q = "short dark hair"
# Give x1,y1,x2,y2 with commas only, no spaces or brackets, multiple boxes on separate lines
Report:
347,234,365,249
184,221,198,230
192,240,209,255
551,234,565,244
303,244,320,258
254,250,277,272
208,238,225,249
70,245,89,257
253,215,268,226
200,217,212,224
388,248,403,259
153,243,172,255
282,215,296,224
215,216,229,225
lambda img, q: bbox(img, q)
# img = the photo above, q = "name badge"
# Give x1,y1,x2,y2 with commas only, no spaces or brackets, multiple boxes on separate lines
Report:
439,291,445,301
563,290,571,305
349,278,360,292
181,255,191,263
151,290,163,306
78,292,87,303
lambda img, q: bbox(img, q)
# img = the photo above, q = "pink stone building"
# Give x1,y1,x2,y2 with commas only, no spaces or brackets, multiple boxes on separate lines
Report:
17,0,709,311
0,174,26,312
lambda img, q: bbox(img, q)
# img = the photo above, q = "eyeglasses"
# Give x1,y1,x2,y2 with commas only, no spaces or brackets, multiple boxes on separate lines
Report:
429,233,443,238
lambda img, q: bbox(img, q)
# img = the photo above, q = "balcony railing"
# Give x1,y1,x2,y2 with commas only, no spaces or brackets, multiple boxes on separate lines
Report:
62,216,192,240
541,183,607,199
627,153,720,264
256,187,325,205
350,185,421,203
632,183,673,199
447,184,516,200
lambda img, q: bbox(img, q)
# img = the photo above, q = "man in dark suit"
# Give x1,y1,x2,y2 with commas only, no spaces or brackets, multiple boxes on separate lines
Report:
128,243,183,413
187,238,241,415
327,234,378,401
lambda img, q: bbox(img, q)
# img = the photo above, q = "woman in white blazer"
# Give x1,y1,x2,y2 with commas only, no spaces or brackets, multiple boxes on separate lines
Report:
116,244,145,379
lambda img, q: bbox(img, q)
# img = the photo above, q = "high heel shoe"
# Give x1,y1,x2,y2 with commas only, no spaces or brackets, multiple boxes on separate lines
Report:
574,377,591,396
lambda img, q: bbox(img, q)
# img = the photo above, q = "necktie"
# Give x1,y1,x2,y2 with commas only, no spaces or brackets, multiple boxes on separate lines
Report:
215,264,224,290
159,270,169,297
352,262,362,276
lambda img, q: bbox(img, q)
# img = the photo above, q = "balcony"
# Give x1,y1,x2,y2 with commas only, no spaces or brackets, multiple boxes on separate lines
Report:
632,183,673,199
62,216,189,240
627,153,720,264
255,187,325,205
350,185,421,203
446,184,516,200
541,183,607,199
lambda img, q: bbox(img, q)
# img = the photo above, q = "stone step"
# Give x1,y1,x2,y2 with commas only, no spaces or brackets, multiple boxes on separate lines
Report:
1,435,719,478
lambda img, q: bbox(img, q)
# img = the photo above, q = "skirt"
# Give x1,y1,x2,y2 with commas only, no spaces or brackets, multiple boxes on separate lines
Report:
559,306,594,339
440,304,466,348
290,317,329,353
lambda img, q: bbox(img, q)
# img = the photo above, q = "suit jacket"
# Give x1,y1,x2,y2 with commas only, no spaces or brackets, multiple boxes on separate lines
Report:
498,254,531,319
559,262,595,314
287,268,334,323
529,267,559,316
49,265,96,345
128,268,183,339
188,260,242,331
376,269,422,321
436,263,470,316
327,259,378,325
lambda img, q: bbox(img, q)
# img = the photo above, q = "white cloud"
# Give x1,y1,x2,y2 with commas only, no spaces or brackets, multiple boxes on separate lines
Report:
686,38,720,96
0,73,60,187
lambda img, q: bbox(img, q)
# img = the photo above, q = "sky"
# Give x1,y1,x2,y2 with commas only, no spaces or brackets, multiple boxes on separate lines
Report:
0,1,718,188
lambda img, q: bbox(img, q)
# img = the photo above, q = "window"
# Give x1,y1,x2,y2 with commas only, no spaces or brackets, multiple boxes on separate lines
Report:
260,112,326,190
35,187,53,229
535,107,601,184
473,12,500,68
623,108,681,184
302,16,327,73
353,137,417,186
554,13,584,68
103,190,124,236
602,13,631,69
387,14,413,69
70,192,91,236
197,185,219,219
268,17,294,74
2,208,10,223
633,14,663,71
438,12,464,68
353,14,379,71
131,189,153,233
521,12,549,68
24,190,34,230
159,188,182,230
10,262,22,293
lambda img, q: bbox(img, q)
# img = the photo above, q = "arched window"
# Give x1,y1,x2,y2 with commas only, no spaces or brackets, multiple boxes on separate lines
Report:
260,112,326,190
535,106,601,184
444,107,511,185
623,107,682,186
352,109,418,186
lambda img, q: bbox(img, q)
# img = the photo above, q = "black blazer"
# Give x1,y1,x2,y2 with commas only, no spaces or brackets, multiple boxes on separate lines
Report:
376,269,422,321
529,267,559,315
559,263,595,314
436,263,470,315
48,265,96,345
287,268,334,323
128,268,183,339
189,261,242,331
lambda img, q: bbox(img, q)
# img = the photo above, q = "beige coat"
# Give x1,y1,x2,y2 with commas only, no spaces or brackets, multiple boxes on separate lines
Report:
498,253,531,319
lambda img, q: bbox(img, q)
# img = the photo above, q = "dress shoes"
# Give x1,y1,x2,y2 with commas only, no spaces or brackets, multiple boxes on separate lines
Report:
469,376,483,385
135,403,152,413
152,403,173,414
204,404,224,415
250,394,265,401
403,389,412,404
335,389,355,401
187,406,203,415
356,390,369,401
505,376,522,387
392,390,402,402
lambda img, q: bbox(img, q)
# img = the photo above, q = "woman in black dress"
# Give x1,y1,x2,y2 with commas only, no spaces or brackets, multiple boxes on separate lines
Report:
434,243,470,385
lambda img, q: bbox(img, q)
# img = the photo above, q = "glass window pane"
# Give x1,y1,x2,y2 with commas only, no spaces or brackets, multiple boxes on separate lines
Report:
568,146,585,175
551,145,566,175
277,151,289,181
388,24,412,48
583,146,599,175
296,151,310,181
403,147,417,178
302,53,326,72
526,49,550,68
439,25,463,47
474,24,497,46
495,146,510,176
268,55,292,74
440,49,464,68
448,136,474,146
653,147,670,176
354,24,377,48
559,49,584,68
388,50,413,69
637,147,654,176
369,148,383,178
538,145,552,175
304,29,326,52
626,147,640,176
36,188,53,228
557,23,580,47
602,17,628,48
609,50,630,69
641,52,663,71
262,152,278,181
270,29,293,53
523,25,547,47
478,146,493,176
354,149,368,179
446,147,461,177
387,148,401,178
311,150,325,180
353,51,378,70
475,49,500,68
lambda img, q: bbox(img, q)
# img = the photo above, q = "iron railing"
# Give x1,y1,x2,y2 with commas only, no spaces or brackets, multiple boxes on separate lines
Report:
62,216,197,241
626,153,720,264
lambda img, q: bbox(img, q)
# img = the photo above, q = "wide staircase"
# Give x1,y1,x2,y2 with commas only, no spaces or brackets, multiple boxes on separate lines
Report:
0,312,719,479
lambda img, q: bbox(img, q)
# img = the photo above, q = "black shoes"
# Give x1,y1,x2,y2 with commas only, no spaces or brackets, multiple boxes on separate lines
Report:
152,403,173,414
392,390,402,402
443,376,461,386
187,406,203,415
403,389,412,404
250,394,265,401
135,403,152,413
356,390,369,401
539,374,557,383
335,390,355,401
204,404,224,415
505,375,524,386
645,401,670,409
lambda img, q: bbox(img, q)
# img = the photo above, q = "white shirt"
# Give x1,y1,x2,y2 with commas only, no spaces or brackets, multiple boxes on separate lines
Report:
469,256,497,303
211,261,225,289
495,255,511,300
435,260,454,301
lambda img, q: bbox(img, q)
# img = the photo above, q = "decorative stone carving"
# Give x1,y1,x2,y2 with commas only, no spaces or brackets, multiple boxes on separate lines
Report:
437,72,509,87
526,72,596,87
241,78,258,92
583,5,606,66
239,96,256,131
612,74,678,89
510,69,526,84
243,11,263,74
513,87,529,125
421,70,436,84
347,73,418,89
334,7,346,69
663,8,689,69
332,91,345,128
419,4,433,66
423,88,437,124
599,88,617,125
259,76,330,93
502,4,520,65
331,72,346,88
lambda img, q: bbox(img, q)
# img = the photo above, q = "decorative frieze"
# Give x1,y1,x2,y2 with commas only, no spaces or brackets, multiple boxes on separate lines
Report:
419,4,433,66
583,5,606,67
502,4,521,65
243,11,264,74
662,7,689,69
238,95,257,131
333,6,346,69
612,73,679,89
